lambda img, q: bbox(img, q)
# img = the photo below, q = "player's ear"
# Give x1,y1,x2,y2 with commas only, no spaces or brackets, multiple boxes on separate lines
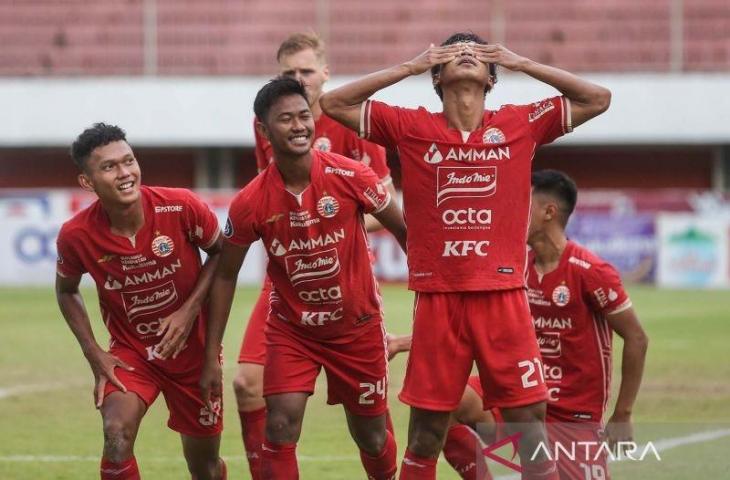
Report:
545,203,558,221
322,64,330,81
77,172,95,192
255,120,271,142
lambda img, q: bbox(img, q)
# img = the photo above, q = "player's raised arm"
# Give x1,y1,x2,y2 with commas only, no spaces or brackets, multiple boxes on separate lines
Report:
372,198,407,253
55,273,134,408
320,43,462,132
200,240,249,410
472,43,611,128
155,235,223,360
605,306,649,450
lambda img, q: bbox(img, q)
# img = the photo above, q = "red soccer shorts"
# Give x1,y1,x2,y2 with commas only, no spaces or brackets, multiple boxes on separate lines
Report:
263,320,389,417
104,344,223,437
400,289,548,411
546,413,610,480
237,277,273,365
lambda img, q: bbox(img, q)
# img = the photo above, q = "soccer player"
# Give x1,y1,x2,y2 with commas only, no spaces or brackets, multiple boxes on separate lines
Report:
234,32,396,480
200,78,407,479
321,32,611,479
55,124,226,480
440,170,648,480
526,169,648,478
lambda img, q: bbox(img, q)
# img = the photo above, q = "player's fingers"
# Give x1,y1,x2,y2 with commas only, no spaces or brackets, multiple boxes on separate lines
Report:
108,372,128,394
172,342,186,359
156,316,171,336
95,378,107,409
115,358,135,371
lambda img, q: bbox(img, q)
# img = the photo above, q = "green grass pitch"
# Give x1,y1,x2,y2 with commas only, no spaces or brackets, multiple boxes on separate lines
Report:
1,285,729,479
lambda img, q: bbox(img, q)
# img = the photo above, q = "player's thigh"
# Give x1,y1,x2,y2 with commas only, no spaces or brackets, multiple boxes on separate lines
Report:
469,289,548,409
400,292,473,411
321,323,389,416
159,366,223,438
263,325,321,397
454,377,491,425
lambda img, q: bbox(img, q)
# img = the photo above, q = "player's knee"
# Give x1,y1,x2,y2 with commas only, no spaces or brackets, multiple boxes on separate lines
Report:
354,426,387,456
502,401,546,424
102,418,135,461
408,422,448,458
232,369,263,400
265,409,301,443
186,456,220,480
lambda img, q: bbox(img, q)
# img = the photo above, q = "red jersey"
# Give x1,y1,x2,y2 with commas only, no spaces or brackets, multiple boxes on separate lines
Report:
526,241,632,423
361,96,571,292
254,114,392,184
224,150,391,343
56,186,220,375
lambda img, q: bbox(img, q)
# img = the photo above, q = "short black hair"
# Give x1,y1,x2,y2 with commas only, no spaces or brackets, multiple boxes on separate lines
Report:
70,123,127,170
254,77,309,122
431,31,497,100
531,169,578,225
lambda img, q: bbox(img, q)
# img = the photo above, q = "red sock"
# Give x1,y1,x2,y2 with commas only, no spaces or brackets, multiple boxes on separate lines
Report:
100,457,140,480
399,449,437,480
521,459,558,480
361,430,397,480
261,440,298,479
443,425,492,480
239,408,266,480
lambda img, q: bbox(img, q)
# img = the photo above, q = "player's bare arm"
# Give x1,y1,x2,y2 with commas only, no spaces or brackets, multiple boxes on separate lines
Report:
155,235,223,360
472,43,611,128
371,198,407,253
385,333,412,360
604,306,649,450
320,44,462,131
55,273,134,408
200,240,249,410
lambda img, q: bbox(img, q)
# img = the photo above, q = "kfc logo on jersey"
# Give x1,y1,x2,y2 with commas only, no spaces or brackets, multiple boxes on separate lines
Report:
122,280,178,321
436,166,497,206
482,128,506,144
151,235,174,258
441,208,492,230
313,136,332,152
552,285,571,307
537,332,562,358
285,248,341,286
442,240,490,257
301,308,343,326
317,195,340,219
298,285,342,304
424,144,510,165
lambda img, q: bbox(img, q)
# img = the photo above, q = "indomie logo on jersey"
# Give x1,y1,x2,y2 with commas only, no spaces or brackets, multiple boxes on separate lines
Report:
537,332,562,358
285,248,341,286
436,166,497,206
121,280,179,321
423,143,511,164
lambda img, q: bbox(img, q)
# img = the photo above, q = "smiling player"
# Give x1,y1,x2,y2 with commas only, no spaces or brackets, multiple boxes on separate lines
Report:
55,123,226,480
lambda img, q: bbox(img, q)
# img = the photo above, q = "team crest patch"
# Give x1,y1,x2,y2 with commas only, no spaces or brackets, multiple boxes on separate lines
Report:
483,128,506,144
317,195,340,218
151,235,174,258
552,285,570,307
313,136,332,152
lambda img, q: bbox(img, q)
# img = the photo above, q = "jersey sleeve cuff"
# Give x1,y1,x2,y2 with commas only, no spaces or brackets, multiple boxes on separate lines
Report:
562,97,573,134
202,229,221,250
380,175,393,186
608,299,632,315
359,100,372,139
372,192,392,214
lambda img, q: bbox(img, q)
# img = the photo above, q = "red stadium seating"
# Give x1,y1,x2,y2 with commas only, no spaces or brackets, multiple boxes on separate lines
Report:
0,0,727,75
